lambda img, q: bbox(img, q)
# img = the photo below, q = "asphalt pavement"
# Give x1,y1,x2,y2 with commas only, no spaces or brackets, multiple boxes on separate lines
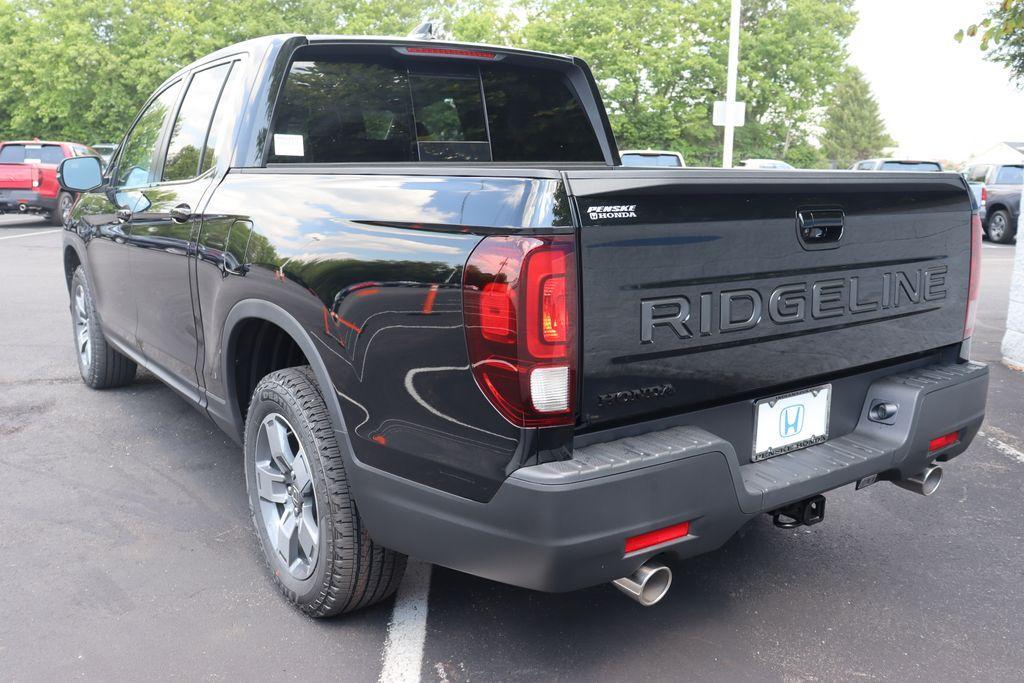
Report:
1,217,1022,681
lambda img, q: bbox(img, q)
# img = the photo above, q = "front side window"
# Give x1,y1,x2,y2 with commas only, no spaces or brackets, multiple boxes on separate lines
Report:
268,53,603,164
995,165,1023,185
163,63,232,182
116,82,182,189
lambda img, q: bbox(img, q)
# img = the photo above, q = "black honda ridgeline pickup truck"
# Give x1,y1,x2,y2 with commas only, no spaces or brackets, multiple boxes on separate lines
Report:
59,34,988,613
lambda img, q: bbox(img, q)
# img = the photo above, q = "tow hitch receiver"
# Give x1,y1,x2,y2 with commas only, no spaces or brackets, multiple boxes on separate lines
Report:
771,495,826,529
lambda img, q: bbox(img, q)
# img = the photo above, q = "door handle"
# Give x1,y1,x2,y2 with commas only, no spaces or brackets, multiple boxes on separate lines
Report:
170,203,192,223
115,208,132,223
796,209,844,250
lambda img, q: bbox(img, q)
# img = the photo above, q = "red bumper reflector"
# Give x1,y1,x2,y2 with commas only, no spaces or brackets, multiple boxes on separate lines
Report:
625,521,690,554
929,431,959,452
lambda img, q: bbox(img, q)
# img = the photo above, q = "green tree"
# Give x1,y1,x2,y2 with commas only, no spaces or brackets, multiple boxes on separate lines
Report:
507,0,855,165
955,0,1024,85
819,67,894,169
0,0,447,143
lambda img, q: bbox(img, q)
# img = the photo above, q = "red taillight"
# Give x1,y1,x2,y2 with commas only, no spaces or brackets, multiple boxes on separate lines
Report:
624,521,691,554
980,187,987,204
929,431,959,452
964,213,982,339
463,235,577,427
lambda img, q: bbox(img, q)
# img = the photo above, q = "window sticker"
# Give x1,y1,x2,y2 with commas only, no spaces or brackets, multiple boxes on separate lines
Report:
273,134,305,157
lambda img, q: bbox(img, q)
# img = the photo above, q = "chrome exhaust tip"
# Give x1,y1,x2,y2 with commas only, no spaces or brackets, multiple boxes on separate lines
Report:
892,464,943,496
612,561,672,606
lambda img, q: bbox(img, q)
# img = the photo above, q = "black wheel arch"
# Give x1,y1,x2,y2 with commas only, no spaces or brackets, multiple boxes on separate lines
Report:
221,300,353,452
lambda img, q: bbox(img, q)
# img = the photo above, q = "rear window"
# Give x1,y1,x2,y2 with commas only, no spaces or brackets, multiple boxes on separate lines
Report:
0,144,66,164
995,165,1023,185
878,161,942,172
966,165,991,182
620,153,682,167
268,54,603,164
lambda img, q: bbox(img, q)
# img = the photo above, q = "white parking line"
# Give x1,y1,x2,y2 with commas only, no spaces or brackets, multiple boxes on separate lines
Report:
0,229,60,241
978,427,1024,465
379,559,432,683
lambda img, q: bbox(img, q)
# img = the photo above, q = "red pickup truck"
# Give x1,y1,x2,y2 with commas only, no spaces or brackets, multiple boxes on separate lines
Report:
0,140,99,225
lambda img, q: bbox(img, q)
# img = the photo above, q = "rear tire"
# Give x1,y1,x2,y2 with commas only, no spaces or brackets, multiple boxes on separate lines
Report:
70,266,137,389
986,209,1015,244
244,367,406,617
50,192,73,227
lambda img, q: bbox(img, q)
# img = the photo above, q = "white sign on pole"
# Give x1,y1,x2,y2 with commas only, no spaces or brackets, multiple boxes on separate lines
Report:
713,100,746,128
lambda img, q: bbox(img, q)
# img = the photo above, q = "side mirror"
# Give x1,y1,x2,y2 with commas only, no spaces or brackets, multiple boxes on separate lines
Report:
58,156,104,193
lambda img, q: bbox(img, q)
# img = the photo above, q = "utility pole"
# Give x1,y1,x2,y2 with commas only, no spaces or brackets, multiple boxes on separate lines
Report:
722,0,742,168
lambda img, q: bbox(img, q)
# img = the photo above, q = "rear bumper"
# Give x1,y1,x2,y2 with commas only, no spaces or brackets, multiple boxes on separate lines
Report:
0,190,57,213
351,360,988,592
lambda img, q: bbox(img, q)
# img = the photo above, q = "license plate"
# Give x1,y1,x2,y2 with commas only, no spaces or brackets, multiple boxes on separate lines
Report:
752,384,831,461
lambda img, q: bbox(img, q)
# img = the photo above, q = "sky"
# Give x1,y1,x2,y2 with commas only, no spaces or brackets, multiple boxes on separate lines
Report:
847,0,1024,164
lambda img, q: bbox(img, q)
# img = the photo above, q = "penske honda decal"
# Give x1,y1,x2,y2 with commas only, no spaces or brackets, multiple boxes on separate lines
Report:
587,204,637,220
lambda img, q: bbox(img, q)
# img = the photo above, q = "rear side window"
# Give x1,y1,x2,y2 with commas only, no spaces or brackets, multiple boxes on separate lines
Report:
995,165,1023,185
268,55,603,164
0,144,65,164
163,62,232,181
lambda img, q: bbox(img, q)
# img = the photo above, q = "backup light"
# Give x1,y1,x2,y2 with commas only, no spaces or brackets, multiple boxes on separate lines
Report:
463,235,577,427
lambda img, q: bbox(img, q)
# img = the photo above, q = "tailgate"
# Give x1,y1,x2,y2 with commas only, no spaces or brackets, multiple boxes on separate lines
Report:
0,163,37,190
566,169,973,427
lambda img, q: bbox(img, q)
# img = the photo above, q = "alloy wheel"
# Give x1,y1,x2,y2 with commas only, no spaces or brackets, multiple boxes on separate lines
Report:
73,284,91,369
989,213,1007,242
254,413,320,580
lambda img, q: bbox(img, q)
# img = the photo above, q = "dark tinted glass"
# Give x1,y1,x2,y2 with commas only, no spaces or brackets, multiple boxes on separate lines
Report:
269,55,603,163
163,63,231,181
117,82,182,188
200,62,243,174
879,161,942,172
270,60,414,163
481,63,602,162
995,165,1023,184
0,144,66,164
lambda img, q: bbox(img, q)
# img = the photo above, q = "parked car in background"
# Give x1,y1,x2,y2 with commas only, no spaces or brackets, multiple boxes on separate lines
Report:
962,162,1022,243
851,159,943,172
58,34,987,617
619,149,685,167
739,158,794,169
91,143,117,167
0,140,99,224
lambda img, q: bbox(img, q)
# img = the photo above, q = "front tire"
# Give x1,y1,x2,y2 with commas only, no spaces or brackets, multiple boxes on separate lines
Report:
70,266,137,388
244,367,406,617
986,209,1015,244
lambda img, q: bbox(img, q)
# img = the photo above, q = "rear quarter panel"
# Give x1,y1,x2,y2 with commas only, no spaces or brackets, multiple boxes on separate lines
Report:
198,170,572,500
